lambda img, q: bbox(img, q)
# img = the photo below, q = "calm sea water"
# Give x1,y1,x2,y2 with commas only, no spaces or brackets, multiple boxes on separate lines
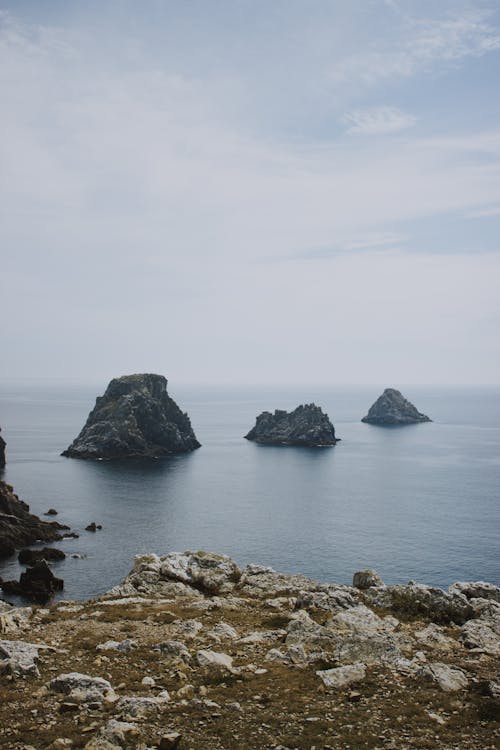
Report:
0,382,499,602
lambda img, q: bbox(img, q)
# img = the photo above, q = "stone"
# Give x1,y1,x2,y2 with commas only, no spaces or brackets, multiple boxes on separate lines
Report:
116,696,164,718
245,403,339,446
353,569,384,590
327,604,392,635
316,663,366,689
44,508,58,515
1,560,64,604
85,522,102,532
361,388,431,425
460,616,500,655
158,733,182,750
96,639,137,653
418,662,468,692
0,480,67,559
414,624,456,651
196,649,235,672
18,547,66,565
0,639,45,677
159,550,241,595
207,622,239,640
99,720,140,745
62,373,200,459
364,582,473,624
49,672,116,703
153,640,191,662
0,605,33,634
448,581,500,602
141,675,155,687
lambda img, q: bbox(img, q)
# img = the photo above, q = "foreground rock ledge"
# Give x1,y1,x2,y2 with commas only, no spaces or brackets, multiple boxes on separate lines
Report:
62,374,201,459
362,388,432,425
0,550,498,750
245,404,339,446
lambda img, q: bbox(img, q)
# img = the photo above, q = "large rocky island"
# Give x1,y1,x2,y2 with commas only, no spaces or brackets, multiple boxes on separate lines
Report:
0,550,498,749
62,374,200,459
362,388,432,425
245,404,339,446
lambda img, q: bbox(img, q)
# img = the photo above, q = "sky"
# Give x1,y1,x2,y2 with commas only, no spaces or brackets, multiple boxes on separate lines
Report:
1,0,499,385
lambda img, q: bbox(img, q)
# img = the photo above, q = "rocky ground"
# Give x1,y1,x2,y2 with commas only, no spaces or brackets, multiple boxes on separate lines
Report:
0,551,498,750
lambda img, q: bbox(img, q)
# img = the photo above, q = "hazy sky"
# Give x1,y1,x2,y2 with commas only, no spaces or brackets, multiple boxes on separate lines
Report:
1,0,499,385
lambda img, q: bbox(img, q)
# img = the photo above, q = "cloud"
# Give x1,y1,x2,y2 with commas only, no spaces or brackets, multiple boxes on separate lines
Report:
330,9,500,86
342,106,416,135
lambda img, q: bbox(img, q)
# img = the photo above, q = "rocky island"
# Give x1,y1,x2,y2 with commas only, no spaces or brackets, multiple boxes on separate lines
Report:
245,404,338,446
62,374,200,459
362,388,432,425
0,550,498,749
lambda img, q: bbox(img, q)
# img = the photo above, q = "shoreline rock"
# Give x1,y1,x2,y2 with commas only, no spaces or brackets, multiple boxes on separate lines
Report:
62,373,201,459
0,480,68,560
362,388,432,425
0,426,5,468
245,404,339,446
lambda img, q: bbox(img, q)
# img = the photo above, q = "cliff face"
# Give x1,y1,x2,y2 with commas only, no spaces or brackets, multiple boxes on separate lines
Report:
0,426,5,468
245,404,338,446
362,388,432,425
62,374,201,459
0,550,498,750
0,481,65,558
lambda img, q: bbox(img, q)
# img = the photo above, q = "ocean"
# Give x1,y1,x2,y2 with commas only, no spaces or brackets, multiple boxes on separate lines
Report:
0,382,499,602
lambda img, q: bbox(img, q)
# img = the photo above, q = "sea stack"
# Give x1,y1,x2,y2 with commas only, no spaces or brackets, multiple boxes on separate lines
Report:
0,426,5,468
245,404,339,446
362,388,431,425
62,373,201,459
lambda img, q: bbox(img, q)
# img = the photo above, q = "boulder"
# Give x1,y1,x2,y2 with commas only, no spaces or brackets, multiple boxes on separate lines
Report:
353,569,384,590
418,662,468,692
1,560,63,604
244,404,339,446
0,481,67,559
62,373,200,459
0,638,45,677
361,388,431,425
363,582,473,624
158,550,241,595
49,672,117,703
196,649,235,672
18,547,66,565
316,663,366,689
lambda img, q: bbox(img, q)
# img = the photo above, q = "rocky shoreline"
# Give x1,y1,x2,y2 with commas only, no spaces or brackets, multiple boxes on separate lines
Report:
0,550,498,749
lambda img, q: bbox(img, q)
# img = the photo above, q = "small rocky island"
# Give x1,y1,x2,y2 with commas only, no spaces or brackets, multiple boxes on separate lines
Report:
362,388,432,425
62,373,200,459
245,404,338,446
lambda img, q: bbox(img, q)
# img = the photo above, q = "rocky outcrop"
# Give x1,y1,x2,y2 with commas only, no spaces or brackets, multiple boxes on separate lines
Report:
0,426,5,468
362,388,431,425
0,551,498,749
62,374,200,459
245,404,339,446
0,480,67,559
1,560,64,604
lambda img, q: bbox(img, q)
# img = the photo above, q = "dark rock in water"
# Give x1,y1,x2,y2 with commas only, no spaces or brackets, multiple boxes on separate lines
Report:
0,481,67,559
1,560,64,603
0,426,5,468
361,388,431,426
62,373,201,459
245,404,339,446
44,508,58,516
85,522,102,532
18,547,66,565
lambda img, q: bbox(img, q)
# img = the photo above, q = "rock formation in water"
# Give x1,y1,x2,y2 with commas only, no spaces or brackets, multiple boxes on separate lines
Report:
0,481,67,559
245,404,338,446
0,426,5,468
62,373,201,459
1,560,64,604
0,549,497,748
361,388,431,425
